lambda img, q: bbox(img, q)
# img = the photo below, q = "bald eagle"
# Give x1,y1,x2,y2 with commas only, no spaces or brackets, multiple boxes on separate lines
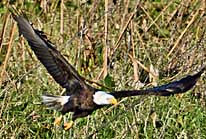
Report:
12,13,204,130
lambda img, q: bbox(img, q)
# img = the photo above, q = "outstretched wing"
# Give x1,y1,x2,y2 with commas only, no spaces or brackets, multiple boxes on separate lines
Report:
13,14,88,95
111,67,205,98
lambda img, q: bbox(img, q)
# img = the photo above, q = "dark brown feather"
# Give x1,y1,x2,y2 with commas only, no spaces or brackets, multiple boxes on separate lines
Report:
110,66,205,98
13,14,89,95
61,88,96,120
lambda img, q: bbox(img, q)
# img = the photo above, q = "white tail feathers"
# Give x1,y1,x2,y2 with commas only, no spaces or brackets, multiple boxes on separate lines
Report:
41,95,70,111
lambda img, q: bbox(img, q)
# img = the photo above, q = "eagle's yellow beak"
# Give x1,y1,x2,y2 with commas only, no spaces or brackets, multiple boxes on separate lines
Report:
108,98,118,105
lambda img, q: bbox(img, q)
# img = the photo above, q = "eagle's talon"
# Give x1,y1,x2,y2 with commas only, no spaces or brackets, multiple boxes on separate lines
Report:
54,115,62,126
64,121,73,130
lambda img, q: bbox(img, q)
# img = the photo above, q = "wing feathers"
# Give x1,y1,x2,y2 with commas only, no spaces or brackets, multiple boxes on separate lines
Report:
111,67,204,98
13,14,87,94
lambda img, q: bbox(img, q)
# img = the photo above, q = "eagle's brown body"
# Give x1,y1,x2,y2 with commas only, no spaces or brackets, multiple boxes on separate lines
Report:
12,12,204,123
62,87,98,120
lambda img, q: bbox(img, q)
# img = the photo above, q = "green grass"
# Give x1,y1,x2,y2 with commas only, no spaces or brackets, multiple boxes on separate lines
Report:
0,0,206,138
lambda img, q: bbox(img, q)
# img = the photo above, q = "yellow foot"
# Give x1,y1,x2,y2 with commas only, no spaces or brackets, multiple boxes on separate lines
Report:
64,121,74,130
54,115,62,126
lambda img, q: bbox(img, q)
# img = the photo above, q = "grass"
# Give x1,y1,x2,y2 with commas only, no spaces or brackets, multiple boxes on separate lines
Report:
0,0,206,138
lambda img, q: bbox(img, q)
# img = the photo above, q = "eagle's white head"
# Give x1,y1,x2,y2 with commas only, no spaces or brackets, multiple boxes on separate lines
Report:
93,91,117,105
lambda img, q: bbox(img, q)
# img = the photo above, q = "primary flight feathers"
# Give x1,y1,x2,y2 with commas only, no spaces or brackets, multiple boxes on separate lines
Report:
110,66,205,98
12,12,204,129
12,14,85,95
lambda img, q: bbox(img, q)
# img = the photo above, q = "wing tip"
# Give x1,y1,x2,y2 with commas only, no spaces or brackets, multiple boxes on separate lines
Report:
192,65,206,80
8,5,20,20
